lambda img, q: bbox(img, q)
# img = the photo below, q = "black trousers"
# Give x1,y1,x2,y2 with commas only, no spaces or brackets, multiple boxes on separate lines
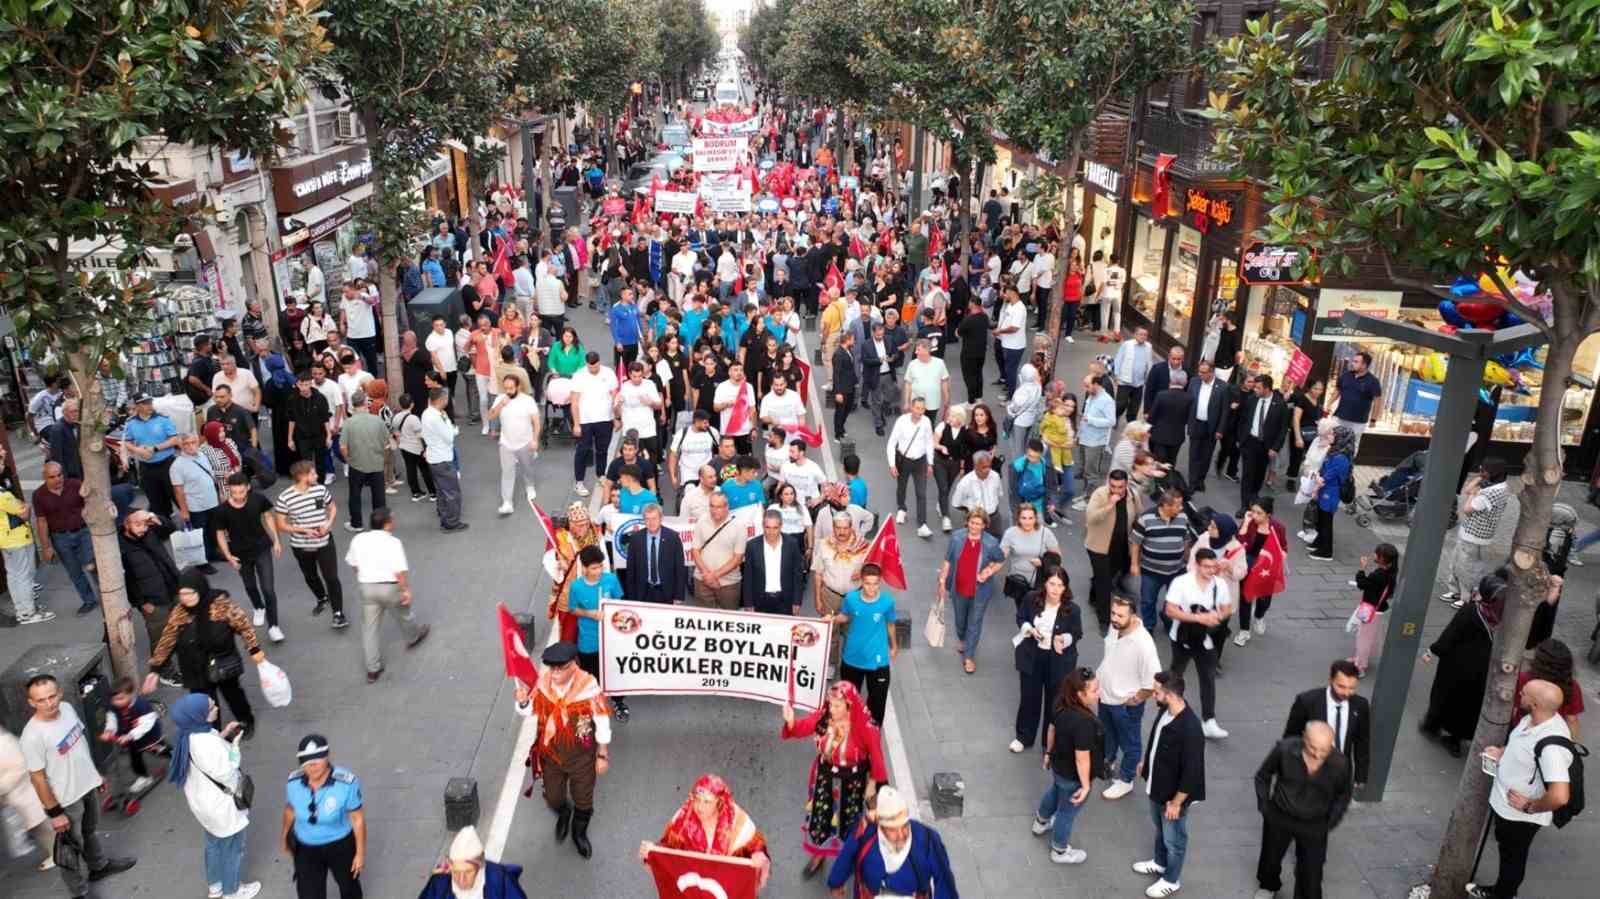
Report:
292,832,363,899
399,449,437,497
834,388,855,438
1239,439,1272,512
960,356,984,402
292,543,345,614
1169,643,1218,720
1256,809,1329,899
1487,811,1542,898
894,452,929,525
1115,384,1143,423
1216,433,1241,478
840,662,890,726
141,458,175,516
346,469,385,526
1187,433,1217,490
754,590,795,615
206,674,256,728
237,550,280,628
1087,549,1116,628
574,420,613,482
1150,440,1182,466
1313,507,1335,557
1015,662,1066,749
295,438,330,480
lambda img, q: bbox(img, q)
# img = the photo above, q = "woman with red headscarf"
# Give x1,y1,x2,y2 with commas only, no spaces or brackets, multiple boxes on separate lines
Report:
639,774,770,889
200,420,242,490
781,681,887,876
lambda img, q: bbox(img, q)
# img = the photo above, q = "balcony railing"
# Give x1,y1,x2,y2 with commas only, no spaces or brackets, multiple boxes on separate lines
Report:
1139,109,1237,180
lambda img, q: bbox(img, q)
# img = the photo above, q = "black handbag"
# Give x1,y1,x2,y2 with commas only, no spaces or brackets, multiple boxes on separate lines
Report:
206,648,245,685
200,762,254,810
1004,574,1032,599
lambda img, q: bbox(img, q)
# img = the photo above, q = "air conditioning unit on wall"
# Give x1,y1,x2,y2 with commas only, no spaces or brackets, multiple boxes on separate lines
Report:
335,111,360,142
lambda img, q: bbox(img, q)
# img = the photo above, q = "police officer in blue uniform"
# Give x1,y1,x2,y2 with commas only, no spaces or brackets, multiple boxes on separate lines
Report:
281,734,366,898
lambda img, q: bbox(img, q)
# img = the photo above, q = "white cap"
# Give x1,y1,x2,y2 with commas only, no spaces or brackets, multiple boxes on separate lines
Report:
449,825,485,861
875,786,910,827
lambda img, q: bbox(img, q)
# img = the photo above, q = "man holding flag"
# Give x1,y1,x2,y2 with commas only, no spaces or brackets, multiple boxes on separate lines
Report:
512,640,612,861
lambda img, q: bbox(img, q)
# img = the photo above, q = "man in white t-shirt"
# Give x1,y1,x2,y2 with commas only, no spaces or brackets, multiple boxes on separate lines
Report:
716,247,739,300
713,363,757,453
1470,679,1575,899
1099,254,1127,334
996,286,1028,395
1164,549,1232,740
335,354,374,415
670,245,697,302
759,374,806,431
667,410,719,511
901,339,950,415
568,351,618,496
614,361,663,458
779,440,826,509
424,315,459,414
21,674,135,892
339,283,379,373
488,373,541,515
211,354,261,414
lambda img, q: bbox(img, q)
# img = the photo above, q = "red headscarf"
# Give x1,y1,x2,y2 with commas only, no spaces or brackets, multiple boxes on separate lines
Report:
201,420,239,469
662,774,737,855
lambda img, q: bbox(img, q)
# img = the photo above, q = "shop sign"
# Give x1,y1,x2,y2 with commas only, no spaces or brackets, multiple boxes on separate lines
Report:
222,149,257,181
1241,242,1313,285
416,153,450,188
291,155,371,199
1285,349,1313,386
1185,189,1234,233
281,206,353,249
1084,161,1122,196
1312,288,1403,341
271,145,373,214
148,179,202,209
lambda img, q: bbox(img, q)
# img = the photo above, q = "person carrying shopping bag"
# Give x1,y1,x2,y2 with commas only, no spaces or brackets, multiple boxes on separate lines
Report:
938,509,1007,675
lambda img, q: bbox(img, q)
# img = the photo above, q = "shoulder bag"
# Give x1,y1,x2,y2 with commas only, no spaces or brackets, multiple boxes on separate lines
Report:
197,754,254,811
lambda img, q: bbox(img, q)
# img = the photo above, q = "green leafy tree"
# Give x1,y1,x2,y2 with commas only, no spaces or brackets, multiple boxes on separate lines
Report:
562,0,661,176
739,0,795,81
1207,3,1600,893
980,0,1193,371
653,0,719,102
0,0,327,675
775,0,879,168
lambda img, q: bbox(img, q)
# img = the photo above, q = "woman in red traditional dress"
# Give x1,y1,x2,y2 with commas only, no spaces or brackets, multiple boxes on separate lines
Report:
781,681,887,877
543,502,604,643
639,774,771,890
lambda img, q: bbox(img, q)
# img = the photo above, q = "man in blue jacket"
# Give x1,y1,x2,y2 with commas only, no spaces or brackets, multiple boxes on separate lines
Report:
418,826,528,899
828,786,959,898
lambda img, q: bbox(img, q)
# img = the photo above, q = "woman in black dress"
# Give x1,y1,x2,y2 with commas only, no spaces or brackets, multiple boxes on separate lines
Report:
740,315,775,397
958,402,1001,471
658,334,690,423
1287,380,1325,479
1421,573,1504,755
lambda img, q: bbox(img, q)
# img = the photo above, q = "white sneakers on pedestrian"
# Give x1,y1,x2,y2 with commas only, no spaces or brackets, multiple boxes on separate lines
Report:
209,886,223,899
226,883,262,899
1050,846,1087,864
498,502,514,516
129,775,155,794
1254,890,1278,899
526,486,537,504
343,522,363,533
1253,618,1266,636
481,424,490,436
942,516,953,533
1132,860,1167,876
1233,631,1251,647
1201,718,1229,739
917,524,933,538
384,484,400,495
1031,814,1053,835
17,610,56,625
252,609,266,628
574,483,591,497
1298,529,1317,544
1070,497,1089,511
1065,335,1075,344
1008,739,1025,753
268,626,285,643
1146,879,1181,897
896,509,907,525
1102,780,1134,800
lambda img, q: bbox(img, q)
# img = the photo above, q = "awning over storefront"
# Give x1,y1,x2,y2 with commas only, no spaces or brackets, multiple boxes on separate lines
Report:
280,182,373,248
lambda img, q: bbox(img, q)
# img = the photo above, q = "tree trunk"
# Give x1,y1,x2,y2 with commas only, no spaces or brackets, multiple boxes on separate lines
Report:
540,125,554,238
1426,285,1585,896
1043,141,1085,377
842,108,855,182
69,350,138,679
910,126,925,219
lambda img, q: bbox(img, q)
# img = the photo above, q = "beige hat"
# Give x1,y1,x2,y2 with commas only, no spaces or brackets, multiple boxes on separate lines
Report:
449,826,485,862
875,786,910,827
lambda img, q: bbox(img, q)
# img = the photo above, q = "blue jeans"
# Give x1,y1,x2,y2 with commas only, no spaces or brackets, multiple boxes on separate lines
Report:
1001,347,1024,396
1048,463,1077,510
204,828,247,894
951,590,992,663
1148,797,1189,882
49,528,97,607
1036,772,1088,852
1099,701,1145,783
1575,528,1600,554
1139,571,1178,632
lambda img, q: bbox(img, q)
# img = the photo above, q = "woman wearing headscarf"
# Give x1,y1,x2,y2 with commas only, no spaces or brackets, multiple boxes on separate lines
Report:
543,503,605,645
1307,425,1355,560
1293,417,1338,539
640,774,771,890
1513,638,1586,739
142,569,266,737
1005,363,1044,462
169,693,258,899
201,421,243,490
0,724,53,871
1421,573,1504,756
1190,512,1246,665
780,682,887,877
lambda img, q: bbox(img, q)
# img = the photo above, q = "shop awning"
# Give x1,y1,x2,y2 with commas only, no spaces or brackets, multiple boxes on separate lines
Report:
280,182,372,247
445,136,508,154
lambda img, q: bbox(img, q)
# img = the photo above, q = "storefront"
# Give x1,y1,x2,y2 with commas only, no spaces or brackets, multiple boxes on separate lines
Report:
1080,161,1122,266
273,144,374,301
418,151,459,220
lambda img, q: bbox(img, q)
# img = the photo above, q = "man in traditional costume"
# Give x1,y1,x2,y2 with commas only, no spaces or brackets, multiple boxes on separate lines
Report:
640,773,772,890
781,682,887,877
418,825,530,898
828,786,960,898
514,642,610,859
543,503,604,644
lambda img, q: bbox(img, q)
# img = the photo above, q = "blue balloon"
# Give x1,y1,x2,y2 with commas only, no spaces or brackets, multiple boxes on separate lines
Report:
1450,276,1482,298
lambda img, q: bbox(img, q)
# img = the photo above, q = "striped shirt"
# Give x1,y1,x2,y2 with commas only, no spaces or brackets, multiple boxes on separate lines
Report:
274,484,334,550
1131,509,1192,577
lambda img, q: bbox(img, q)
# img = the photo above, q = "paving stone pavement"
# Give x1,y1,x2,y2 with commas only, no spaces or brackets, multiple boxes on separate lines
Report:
2,311,1596,898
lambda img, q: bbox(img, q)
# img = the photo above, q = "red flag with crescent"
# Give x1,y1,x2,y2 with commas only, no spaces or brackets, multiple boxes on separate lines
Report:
645,847,760,899
865,517,908,590
497,603,539,689
824,260,845,295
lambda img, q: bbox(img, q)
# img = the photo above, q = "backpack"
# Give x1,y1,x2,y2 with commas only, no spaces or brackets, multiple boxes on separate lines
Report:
1532,734,1587,828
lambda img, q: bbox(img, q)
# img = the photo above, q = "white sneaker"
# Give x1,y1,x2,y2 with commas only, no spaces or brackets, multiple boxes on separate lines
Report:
384,485,400,494
1233,630,1251,647
1347,579,1359,588
1145,879,1181,898
526,487,538,504
941,515,952,533
1299,530,1317,544
226,884,262,899
252,609,266,627
1132,860,1167,876
1008,739,1025,753
1254,890,1278,899
128,775,155,793
896,509,906,524
1102,779,1134,800
481,425,490,435
209,886,223,899
1253,618,1266,636
574,483,591,497
323,473,336,486
1070,497,1088,511
1051,846,1087,864
1202,718,1229,739
917,524,933,538
1065,335,1075,344
498,502,514,516
343,522,364,533
1030,814,1053,835
268,626,285,643
18,610,56,624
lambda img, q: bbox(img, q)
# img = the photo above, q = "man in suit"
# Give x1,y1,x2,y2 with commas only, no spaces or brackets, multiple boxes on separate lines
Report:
1142,344,1188,417
740,509,807,615
1235,374,1290,514
1136,671,1206,899
1146,372,1191,465
622,504,688,604
861,318,906,437
1284,659,1372,789
1185,360,1230,493
831,331,859,440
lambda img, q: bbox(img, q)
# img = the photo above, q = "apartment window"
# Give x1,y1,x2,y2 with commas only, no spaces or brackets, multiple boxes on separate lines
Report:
290,116,312,157
315,116,337,151
1186,12,1220,107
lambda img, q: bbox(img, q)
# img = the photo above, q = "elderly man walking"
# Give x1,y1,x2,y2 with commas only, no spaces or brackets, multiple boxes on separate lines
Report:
345,508,429,684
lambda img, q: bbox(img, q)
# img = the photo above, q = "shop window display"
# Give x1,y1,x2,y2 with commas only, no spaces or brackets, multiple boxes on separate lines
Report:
1161,226,1202,342
1128,215,1166,321
1241,284,1314,386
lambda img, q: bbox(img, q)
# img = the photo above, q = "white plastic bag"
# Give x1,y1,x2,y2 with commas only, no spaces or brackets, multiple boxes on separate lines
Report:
170,527,206,568
257,660,293,708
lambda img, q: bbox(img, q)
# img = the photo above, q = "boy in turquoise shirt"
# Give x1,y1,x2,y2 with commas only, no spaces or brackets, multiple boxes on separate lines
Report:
567,545,629,718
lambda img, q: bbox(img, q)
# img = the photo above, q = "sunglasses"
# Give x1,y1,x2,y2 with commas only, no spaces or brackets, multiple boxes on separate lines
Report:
306,785,320,825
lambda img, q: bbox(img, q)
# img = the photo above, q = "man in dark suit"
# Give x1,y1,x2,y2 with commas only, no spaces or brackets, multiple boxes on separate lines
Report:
1136,671,1206,897
1235,374,1290,514
1146,372,1192,465
831,331,859,441
1142,344,1189,416
622,504,688,604
1284,659,1372,788
1185,360,1231,493
861,318,906,437
740,510,807,615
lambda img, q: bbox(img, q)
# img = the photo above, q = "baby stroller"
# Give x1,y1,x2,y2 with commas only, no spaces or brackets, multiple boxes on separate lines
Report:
541,370,576,442
1352,449,1427,528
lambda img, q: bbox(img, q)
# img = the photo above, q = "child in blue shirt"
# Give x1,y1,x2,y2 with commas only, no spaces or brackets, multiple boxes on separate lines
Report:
832,563,898,725
567,545,629,718
616,464,661,514
844,453,869,508
720,456,766,510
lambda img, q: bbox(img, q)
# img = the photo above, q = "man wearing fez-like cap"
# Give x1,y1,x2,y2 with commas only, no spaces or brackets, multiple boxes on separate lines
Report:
828,785,961,897
417,825,531,898
513,641,612,860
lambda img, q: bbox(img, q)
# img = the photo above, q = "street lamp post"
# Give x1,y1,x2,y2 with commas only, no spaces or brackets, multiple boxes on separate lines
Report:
1339,311,1547,801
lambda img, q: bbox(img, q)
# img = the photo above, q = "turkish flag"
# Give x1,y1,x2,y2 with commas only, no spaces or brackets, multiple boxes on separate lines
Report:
865,517,908,590
530,500,558,552
497,602,539,689
791,423,823,449
1153,153,1177,217
645,847,761,899
726,382,751,434
848,234,867,260
492,236,514,288
927,223,944,258
824,260,845,295
795,356,812,407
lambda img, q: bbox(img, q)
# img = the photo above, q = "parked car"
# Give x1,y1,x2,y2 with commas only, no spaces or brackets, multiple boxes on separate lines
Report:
623,152,687,195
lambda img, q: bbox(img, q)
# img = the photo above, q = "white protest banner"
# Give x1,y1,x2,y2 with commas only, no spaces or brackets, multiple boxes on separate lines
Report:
699,173,752,213
691,137,746,173
601,505,760,569
654,190,698,214
701,116,761,136
599,600,833,709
